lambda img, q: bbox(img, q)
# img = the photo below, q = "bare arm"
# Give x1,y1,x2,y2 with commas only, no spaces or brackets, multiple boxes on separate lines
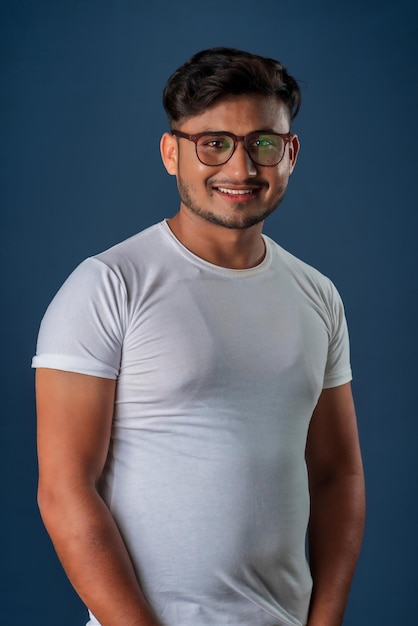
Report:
36,368,161,626
305,382,365,626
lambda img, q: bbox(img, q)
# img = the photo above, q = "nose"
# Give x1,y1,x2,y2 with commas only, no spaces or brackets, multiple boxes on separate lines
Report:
223,140,257,178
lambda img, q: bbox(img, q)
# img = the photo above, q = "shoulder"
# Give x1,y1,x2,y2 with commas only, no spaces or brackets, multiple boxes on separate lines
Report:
265,236,339,298
59,221,169,295
93,221,166,270
39,223,167,324
264,236,349,344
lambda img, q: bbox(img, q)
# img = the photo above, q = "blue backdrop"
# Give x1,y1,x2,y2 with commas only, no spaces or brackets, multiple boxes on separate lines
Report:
2,1,417,624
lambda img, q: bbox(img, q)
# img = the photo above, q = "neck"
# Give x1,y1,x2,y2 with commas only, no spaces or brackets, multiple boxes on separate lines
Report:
167,211,266,270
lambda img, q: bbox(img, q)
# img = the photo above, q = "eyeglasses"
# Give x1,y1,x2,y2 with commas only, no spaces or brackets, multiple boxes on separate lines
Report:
172,130,293,167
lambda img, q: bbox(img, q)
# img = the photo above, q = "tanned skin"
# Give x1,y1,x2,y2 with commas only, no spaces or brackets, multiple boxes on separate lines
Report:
36,369,161,626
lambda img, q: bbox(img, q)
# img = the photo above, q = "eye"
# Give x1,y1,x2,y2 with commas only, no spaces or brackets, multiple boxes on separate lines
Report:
252,135,277,149
199,135,233,152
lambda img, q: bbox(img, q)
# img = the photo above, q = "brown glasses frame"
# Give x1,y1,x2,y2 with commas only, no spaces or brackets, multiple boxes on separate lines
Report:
172,130,293,167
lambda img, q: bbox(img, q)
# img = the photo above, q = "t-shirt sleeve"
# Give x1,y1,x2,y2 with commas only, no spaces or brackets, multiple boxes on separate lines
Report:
322,281,352,389
32,258,126,379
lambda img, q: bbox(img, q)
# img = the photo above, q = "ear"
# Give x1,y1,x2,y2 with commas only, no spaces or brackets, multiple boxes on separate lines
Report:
160,132,179,176
288,134,300,174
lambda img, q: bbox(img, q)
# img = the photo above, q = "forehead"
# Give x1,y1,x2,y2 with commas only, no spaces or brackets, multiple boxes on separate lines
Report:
179,94,290,133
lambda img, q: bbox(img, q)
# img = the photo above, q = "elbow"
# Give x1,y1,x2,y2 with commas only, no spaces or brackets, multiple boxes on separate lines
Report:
37,477,83,532
37,479,62,532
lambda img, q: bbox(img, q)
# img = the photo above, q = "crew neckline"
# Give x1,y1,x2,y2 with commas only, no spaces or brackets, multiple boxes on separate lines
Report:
159,219,272,276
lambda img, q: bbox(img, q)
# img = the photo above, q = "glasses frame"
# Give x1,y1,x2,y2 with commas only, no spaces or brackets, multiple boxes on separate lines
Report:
172,130,293,167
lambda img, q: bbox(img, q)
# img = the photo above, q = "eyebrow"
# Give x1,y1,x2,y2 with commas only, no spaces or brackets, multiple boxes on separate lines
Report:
192,128,284,134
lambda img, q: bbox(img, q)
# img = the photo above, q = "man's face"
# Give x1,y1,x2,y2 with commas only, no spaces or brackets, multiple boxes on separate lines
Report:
161,94,300,230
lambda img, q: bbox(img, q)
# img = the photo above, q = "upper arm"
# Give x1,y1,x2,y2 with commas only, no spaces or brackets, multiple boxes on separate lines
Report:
305,382,364,489
36,368,117,498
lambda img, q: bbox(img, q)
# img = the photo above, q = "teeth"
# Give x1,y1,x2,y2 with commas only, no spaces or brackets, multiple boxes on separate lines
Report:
217,187,254,195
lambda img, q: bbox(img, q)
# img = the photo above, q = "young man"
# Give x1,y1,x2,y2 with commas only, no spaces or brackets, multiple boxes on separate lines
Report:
33,47,365,626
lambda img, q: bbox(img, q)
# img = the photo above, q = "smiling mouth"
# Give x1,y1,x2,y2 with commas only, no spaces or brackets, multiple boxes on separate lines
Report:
216,187,255,195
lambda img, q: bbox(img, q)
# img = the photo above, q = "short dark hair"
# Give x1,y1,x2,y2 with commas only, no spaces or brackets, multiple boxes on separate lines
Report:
162,47,301,127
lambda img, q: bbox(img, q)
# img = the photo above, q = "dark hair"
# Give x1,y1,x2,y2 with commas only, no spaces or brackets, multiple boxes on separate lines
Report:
162,47,301,127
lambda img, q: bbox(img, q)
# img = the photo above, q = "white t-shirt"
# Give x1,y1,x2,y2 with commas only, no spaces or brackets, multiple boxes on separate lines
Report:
32,220,352,626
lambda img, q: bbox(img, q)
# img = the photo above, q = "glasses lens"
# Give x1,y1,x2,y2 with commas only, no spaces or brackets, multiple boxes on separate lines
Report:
196,134,234,165
247,134,285,166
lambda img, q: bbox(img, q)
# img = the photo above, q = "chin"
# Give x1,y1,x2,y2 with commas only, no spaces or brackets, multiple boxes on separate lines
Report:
196,204,280,230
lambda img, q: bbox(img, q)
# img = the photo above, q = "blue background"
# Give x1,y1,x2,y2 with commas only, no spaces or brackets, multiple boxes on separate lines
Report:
2,1,417,624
